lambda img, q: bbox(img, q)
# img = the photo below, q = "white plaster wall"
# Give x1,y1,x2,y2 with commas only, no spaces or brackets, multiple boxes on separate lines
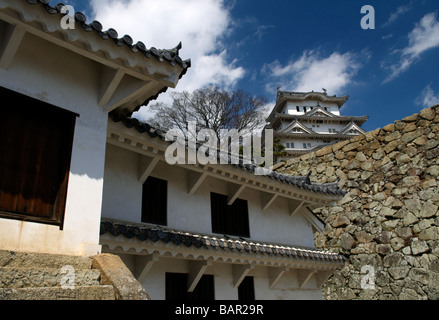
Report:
285,101,341,116
0,32,107,255
116,254,322,300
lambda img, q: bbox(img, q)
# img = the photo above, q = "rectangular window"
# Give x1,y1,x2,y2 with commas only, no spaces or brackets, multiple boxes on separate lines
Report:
238,277,255,300
142,176,167,225
165,273,215,300
0,86,76,227
286,143,290,148
210,192,250,237
296,106,300,112
303,106,307,112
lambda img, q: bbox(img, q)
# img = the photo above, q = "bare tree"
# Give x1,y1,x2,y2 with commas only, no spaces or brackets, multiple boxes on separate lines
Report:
149,86,268,140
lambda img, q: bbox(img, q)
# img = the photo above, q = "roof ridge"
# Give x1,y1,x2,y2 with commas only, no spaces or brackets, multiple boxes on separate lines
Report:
100,218,347,263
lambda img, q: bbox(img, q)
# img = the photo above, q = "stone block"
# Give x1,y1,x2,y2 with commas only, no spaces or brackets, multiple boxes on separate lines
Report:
92,254,149,300
411,240,430,255
389,266,410,280
402,113,419,123
420,108,436,121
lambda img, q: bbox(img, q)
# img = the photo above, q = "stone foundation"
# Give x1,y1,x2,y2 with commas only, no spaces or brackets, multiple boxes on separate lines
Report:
276,105,439,300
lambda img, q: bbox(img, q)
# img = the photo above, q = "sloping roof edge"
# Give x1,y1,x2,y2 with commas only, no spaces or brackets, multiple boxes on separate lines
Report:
19,0,191,72
108,111,347,198
100,218,347,266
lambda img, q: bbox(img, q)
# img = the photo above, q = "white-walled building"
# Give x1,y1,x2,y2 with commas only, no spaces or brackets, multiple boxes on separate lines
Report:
99,115,347,300
266,90,368,160
0,0,189,257
0,0,346,300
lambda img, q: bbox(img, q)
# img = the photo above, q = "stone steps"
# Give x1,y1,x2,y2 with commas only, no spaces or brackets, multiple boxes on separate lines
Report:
0,267,101,288
0,250,116,300
0,285,116,300
0,250,93,269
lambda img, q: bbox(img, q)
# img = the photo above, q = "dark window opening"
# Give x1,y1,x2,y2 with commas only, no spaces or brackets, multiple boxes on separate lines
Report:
142,176,167,225
210,192,250,237
166,273,215,300
0,86,76,227
238,276,255,300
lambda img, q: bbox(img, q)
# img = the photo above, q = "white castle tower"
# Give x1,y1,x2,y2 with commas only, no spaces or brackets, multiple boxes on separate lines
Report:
265,89,369,161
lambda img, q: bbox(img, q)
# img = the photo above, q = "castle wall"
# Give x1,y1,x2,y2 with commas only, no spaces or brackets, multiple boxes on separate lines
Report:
276,105,439,300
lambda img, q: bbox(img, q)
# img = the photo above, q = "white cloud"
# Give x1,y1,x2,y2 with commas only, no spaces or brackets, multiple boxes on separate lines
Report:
90,0,244,92
416,84,439,107
383,12,439,83
263,50,363,96
383,4,412,27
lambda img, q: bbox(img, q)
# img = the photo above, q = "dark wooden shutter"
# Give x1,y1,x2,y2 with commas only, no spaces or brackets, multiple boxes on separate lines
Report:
0,87,76,227
238,276,255,300
142,176,167,225
210,192,228,234
210,192,250,237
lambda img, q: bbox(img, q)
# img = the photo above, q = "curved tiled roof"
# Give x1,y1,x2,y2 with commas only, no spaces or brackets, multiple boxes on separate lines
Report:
100,219,346,265
21,0,191,77
109,112,347,197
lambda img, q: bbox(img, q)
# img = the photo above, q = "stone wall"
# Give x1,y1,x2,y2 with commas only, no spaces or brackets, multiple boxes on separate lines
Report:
276,105,439,300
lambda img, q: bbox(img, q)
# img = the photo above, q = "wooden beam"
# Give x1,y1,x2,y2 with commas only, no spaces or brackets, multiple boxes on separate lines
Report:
261,192,278,212
227,183,246,205
98,68,125,107
289,199,305,217
188,261,211,292
134,254,159,283
268,267,289,289
0,24,25,70
138,155,159,184
298,269,317,289
315,270,334,289
187,171,207,195
103,80,156,113
232,264,254,288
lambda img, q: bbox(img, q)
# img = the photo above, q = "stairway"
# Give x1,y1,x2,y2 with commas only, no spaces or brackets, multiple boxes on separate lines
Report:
0,250,116,300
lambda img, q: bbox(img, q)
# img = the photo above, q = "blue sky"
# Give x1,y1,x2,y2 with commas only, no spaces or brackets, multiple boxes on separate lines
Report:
54,0,439,132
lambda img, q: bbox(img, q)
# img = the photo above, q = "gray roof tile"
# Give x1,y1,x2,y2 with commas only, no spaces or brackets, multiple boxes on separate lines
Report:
100,219,346,264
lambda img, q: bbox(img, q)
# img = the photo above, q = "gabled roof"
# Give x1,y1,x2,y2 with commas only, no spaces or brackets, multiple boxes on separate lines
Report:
278,120,315,135
303,106,335,118
339,121,367,135
266,90,349,124
277,90,349,107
